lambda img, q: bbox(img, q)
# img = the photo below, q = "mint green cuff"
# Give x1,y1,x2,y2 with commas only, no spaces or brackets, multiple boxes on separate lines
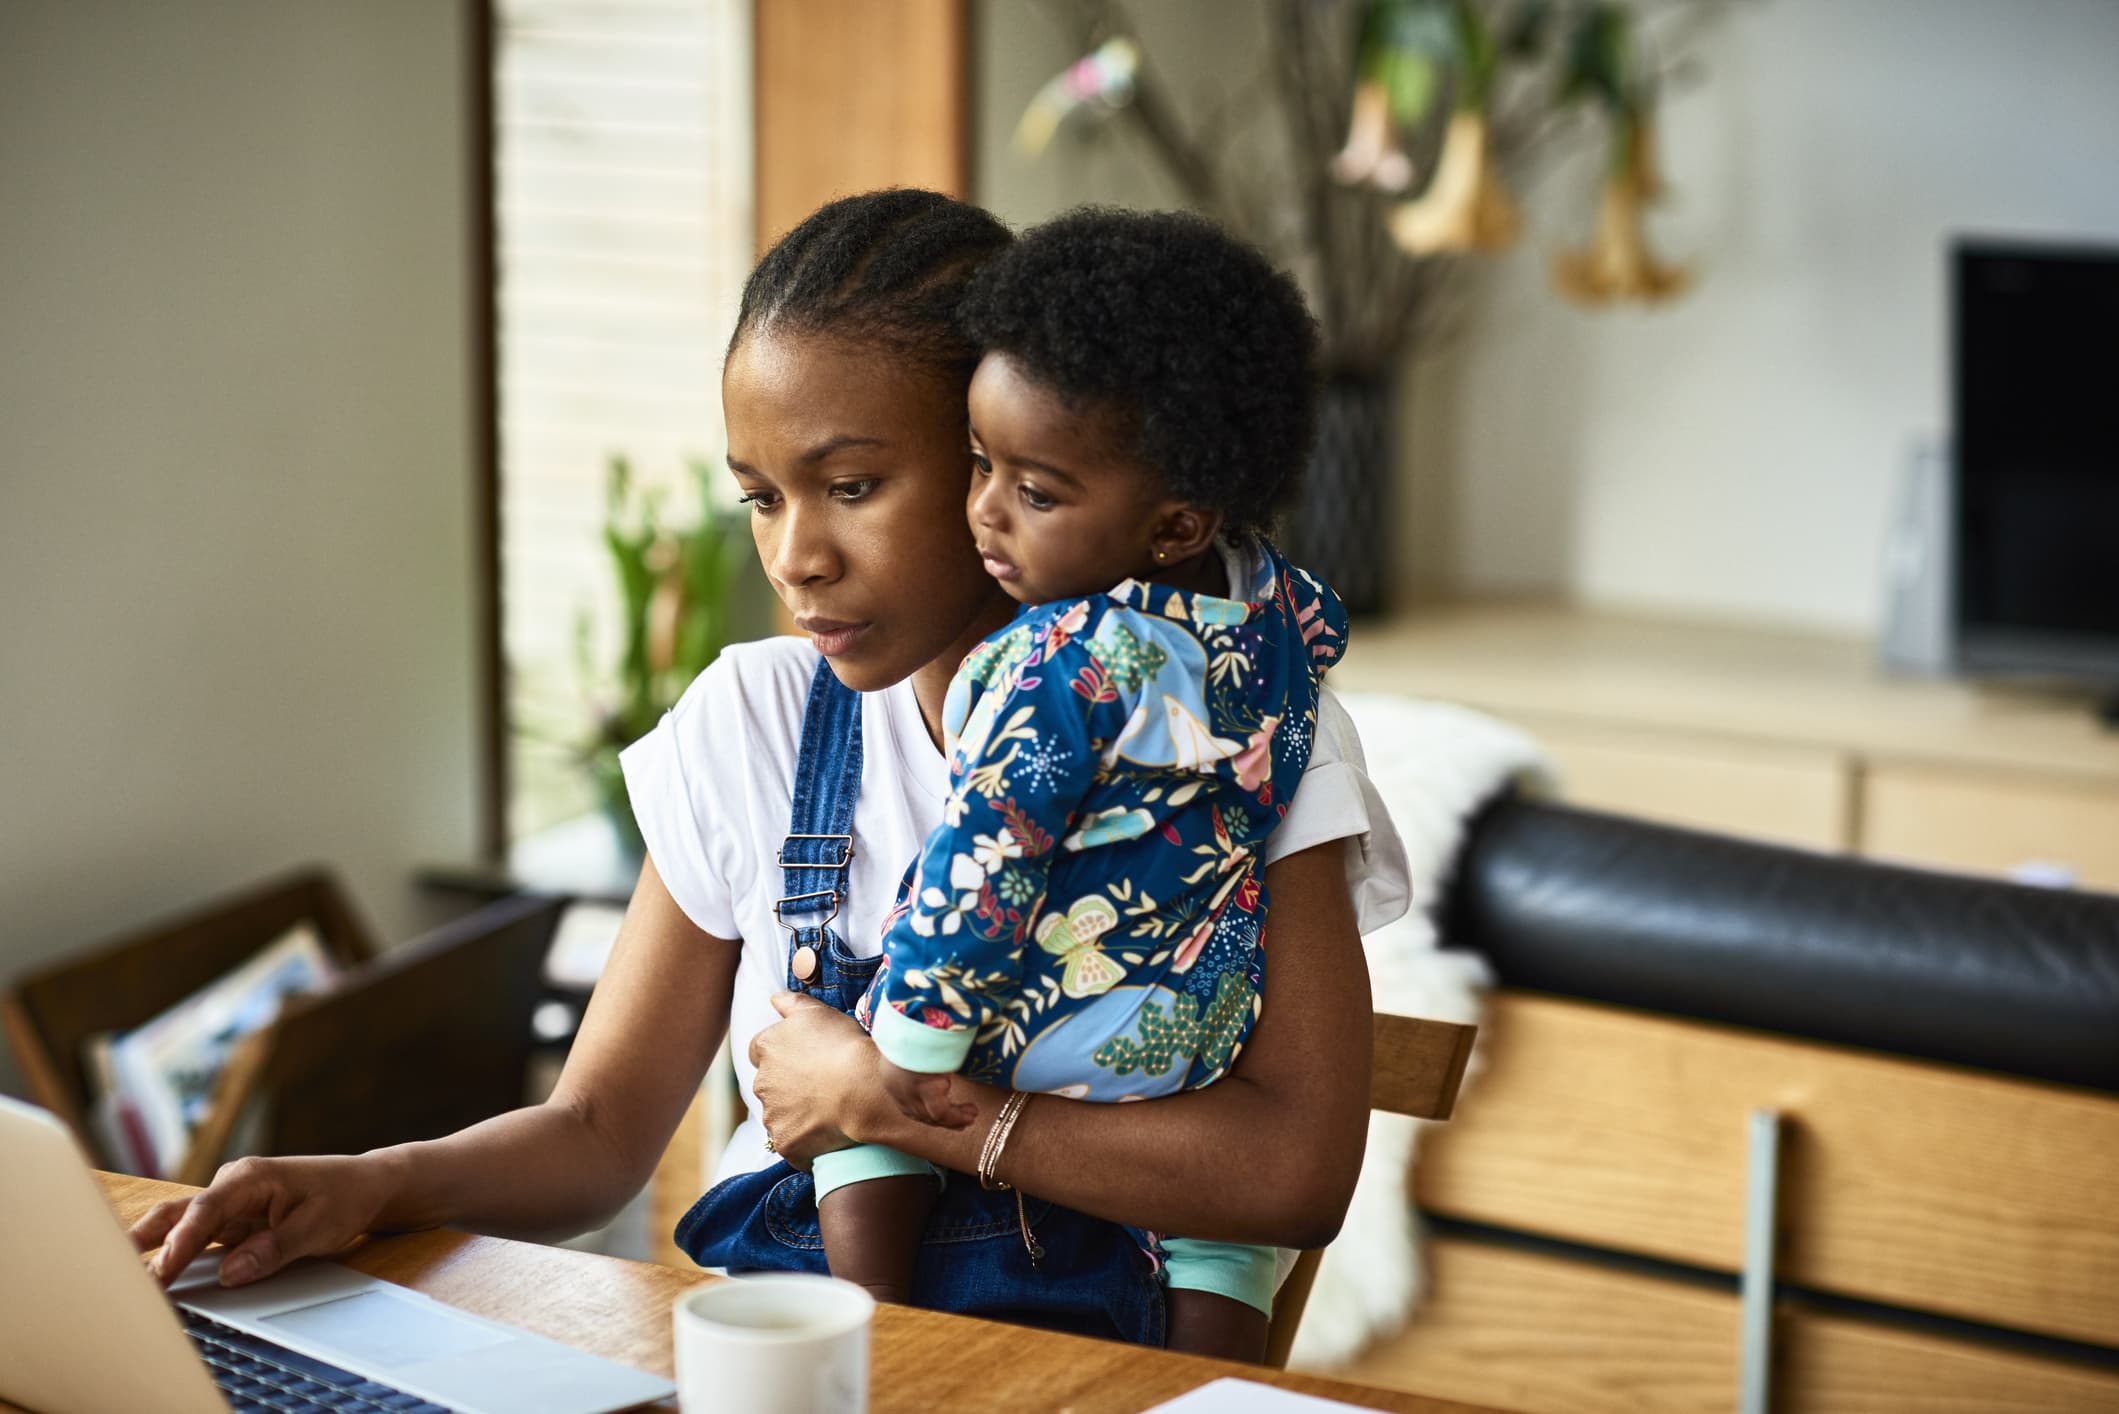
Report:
870,998,975,1074
810,1144,942,1201
1161,1238,1280,1317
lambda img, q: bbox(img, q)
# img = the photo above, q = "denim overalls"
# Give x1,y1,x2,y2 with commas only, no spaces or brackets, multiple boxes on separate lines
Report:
672,661,1168,1346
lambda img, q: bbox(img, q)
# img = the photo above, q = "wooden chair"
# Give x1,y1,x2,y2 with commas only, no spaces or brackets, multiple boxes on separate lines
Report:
1262,1011,1480,1369
180,891,567,1183
2,868,381,1155
4,870,566,1185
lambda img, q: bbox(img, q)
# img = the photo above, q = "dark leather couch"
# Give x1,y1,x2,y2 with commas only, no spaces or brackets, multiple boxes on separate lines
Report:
1448,795,2119,1092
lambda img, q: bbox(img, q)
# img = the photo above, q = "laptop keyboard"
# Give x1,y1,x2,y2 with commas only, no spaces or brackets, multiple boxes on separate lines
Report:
180,1307,456,1413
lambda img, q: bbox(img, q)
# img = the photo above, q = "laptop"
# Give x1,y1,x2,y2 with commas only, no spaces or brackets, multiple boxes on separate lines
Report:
0,1094,675,1414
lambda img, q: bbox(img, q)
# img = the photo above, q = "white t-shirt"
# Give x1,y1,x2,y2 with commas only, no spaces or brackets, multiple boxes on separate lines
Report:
622,625,1411,1189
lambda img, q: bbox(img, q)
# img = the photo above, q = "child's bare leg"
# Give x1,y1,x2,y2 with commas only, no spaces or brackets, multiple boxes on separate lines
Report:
1166,1288,1269,1364
816,1173,935,1305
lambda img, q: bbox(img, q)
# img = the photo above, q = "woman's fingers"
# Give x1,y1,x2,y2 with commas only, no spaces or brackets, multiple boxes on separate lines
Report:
751,990,865,1068
213,1195,341,1286
753,1027,861,1164
768,989,834,1019
125,1153,388,1290
929,1095,977,1131
128,1196,196,1254
912,1076,958,1129
141,1162,278,1282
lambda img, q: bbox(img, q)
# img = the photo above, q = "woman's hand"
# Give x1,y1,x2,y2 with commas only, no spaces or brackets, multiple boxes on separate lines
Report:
126,856,742,1288
757,842,1373,1248
878,1055,977,1130
129,1150,405,1288
748,991,889,1168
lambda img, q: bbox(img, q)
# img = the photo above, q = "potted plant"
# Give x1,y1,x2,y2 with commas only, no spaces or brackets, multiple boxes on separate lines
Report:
575,454,752,851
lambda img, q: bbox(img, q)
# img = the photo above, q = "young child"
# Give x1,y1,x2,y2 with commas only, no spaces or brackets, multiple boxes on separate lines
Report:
812,207,1346,1362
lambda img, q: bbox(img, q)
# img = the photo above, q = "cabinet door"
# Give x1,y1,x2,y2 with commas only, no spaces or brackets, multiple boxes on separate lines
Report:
1861,766,2119,890
1417,993,2119,1348
1512,715,1853,851
1340,1235,2119,1414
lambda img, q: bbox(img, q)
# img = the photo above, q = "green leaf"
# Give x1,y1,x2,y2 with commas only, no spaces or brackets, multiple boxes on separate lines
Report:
577,449,758,759
1561,3,1633,112
1451,0,1500,108
1379,0,1457,59
1382,49,1438,126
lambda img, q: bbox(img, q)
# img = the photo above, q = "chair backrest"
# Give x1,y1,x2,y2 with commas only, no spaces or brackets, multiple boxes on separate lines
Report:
1,868,379,1154
1262,1011,1479,1369
173,893,567,1184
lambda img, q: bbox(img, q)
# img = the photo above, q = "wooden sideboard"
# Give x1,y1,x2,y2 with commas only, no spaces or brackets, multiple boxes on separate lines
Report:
1330,602,2119,889
1334,991,2119,1413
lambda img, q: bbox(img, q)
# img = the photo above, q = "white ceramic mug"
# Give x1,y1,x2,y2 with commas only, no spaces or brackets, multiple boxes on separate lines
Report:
671,1273,874,1413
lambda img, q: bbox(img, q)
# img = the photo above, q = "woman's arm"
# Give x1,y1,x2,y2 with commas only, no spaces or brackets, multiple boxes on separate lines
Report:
752,839,1373,1250
135,856,738,1283
381,854,739,1235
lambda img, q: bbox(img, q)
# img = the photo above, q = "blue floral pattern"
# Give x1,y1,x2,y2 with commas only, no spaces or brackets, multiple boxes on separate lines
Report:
865,540,1348,1099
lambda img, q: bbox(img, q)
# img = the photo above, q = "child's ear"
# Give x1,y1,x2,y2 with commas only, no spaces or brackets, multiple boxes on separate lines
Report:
1150,504,1223,564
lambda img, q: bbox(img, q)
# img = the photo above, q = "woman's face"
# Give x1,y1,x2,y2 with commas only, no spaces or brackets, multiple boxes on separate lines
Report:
723,326,1012,694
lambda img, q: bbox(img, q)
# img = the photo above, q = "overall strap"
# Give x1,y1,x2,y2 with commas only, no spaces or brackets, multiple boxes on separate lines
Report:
775,658,863,990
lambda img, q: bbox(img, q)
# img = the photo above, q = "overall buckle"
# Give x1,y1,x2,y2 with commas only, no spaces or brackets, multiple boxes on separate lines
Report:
774,888,841,987
777,833,854,869
772,888,842,931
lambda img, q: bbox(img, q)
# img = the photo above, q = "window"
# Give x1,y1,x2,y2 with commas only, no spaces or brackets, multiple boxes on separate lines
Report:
492,0,752,843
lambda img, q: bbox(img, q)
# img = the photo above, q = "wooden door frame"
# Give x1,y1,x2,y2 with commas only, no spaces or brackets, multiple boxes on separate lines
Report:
472,0,972,859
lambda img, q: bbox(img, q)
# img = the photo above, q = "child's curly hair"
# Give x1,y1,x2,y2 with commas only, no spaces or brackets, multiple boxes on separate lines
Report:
958,206,1319,539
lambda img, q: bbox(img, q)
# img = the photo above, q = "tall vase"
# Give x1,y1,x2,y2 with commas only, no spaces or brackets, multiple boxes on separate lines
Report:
1280,372,1392,617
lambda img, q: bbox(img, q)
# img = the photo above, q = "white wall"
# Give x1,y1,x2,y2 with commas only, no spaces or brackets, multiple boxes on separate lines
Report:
975,0,2119,632
1427,0,2119,630
0,1,481,1095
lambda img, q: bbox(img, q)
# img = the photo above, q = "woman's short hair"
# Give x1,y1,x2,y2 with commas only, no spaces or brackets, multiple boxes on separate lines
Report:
959,206,1320,540
731,188,1014,385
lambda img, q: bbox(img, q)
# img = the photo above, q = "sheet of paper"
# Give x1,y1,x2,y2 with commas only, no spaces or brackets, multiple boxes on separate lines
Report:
1142,1377,1390,1413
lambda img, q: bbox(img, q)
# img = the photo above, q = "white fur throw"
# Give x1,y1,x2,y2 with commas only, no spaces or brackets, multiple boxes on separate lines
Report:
1286,692,1554,1370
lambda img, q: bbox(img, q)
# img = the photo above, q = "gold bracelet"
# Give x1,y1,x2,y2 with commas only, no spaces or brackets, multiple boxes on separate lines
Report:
977,1090,1031,1191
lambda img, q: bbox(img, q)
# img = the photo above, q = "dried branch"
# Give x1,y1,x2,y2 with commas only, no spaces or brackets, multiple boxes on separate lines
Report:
1110,10,1226,209
1270,0,1347,350
1008,0,1733,373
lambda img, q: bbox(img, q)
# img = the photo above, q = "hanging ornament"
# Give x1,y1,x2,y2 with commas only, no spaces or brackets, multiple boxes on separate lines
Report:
1013,37,1141,157
1552,111,1689,303
1388,109,1520,254
1334,1,1452,193
1331,77,1417,192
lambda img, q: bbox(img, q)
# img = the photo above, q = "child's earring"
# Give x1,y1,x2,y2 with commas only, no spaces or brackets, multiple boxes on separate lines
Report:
1155,548,1168,561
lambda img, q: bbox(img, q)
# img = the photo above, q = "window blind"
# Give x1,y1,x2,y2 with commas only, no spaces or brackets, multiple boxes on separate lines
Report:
494,0,752,840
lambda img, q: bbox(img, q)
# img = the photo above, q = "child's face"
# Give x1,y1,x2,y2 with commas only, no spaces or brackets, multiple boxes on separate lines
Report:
965,353,1192,606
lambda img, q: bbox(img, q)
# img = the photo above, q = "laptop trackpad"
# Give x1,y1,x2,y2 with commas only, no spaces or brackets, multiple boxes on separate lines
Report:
261,1290,512,1369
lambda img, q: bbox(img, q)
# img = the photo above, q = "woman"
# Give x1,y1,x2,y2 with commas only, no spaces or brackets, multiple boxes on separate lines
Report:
133,190,1399,1347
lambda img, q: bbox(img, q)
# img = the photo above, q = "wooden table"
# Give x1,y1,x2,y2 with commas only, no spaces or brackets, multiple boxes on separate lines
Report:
33,1174,1506,1414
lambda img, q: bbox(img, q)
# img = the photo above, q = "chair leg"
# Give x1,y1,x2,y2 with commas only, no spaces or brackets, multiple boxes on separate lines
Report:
1263,1246,1325,1369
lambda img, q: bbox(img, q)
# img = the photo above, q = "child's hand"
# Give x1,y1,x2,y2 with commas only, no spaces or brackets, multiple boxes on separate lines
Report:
878,1058,977,1130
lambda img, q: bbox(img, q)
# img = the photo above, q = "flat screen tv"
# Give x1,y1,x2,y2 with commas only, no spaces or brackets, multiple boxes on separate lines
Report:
1952,239,2119,705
